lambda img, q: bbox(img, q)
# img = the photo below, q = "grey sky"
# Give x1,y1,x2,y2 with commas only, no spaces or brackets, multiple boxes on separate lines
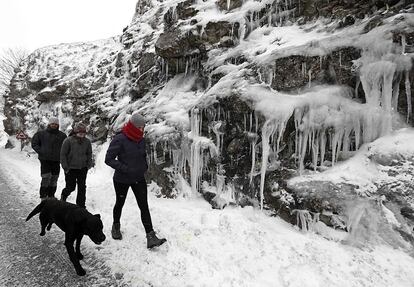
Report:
0,0,137,52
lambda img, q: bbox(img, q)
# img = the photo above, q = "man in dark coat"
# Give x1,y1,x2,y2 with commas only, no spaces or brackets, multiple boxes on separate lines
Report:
60,122,93,208
31,117,67,200
105,112,166,249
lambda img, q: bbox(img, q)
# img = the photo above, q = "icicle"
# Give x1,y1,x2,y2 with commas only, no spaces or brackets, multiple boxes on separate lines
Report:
308,69,312,88
331,129,345,166
218,105,221,121
311,130,319,170
185,59,189,77
166,62,169,80
355,78,360,99
360,61,396,108
254,112,258,133
406,71,412,123
190,139,201,194
299,128,309,171
258,68,263,83
172,149,181,172
345,201,368,234
152,142,159,165
354,118,361,150
391,73,401,111
342,121,352,154
381,64,396,135
259,120,276,210
172,6,177,22
320,130,326,166
249,112,253,132
360,61,396,137
188,108,218,195
294,108,303,167
227,0,231,10
279,8,283,26
216,173,225,195
268,67,273,86
190,108,201,194
249,133,258,185
238,19,246,41
339,51,342,67
402,34,406,55
212,121,223,155
381,64,395,112
268,10,272,27
293,210,315,232
260,120,286,209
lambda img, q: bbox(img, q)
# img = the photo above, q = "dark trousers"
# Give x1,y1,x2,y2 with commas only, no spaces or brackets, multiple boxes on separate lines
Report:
61,168,88,208
39,160,60,198
113,179,153,234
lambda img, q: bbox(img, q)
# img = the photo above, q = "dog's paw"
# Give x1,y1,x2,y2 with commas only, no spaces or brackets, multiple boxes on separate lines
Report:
76,268,86,276
76,253,84,260
39,231,45,236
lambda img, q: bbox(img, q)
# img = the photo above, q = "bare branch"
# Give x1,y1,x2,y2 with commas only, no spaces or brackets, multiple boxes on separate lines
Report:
0,47,29,91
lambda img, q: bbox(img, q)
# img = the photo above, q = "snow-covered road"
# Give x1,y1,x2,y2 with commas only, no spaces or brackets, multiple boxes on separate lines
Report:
1,146,414,287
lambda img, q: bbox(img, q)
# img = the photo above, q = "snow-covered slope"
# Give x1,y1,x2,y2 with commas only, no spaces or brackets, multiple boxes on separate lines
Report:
3,38,122,137
1,145,414,287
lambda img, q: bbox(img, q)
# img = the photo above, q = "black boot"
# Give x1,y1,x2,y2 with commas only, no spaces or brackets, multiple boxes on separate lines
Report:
60,193,68,202
111,223,122,240
146,231,166,249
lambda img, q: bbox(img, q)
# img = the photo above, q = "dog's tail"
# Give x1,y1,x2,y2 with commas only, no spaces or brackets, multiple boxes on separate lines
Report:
26,201,45,221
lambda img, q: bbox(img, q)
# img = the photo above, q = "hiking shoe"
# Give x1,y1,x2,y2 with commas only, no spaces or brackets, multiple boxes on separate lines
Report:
112,223,122,240
146,231,166,249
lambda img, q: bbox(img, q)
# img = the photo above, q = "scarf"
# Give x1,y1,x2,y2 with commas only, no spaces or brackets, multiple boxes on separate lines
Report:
122,121,144,142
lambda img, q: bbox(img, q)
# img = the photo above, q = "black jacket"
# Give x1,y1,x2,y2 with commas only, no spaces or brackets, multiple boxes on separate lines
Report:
105,133,148,184
31,127,67,162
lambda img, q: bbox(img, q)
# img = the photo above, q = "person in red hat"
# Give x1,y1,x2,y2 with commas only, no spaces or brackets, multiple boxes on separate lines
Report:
60,122,93,208
105,112,166,249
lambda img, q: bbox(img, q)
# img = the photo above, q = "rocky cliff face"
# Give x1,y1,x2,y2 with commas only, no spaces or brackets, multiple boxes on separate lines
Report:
3,0,414,246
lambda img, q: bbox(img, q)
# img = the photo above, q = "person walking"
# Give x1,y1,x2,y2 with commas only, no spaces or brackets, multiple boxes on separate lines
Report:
60,122,93,208
31,116,67,200
105,112,166,249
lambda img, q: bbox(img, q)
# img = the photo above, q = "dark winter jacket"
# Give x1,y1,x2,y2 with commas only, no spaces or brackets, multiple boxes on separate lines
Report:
105,132,148,184
31,127,67,162
60,136,93,171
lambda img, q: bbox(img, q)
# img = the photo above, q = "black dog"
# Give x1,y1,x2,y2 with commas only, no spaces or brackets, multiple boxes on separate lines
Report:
26,199,106,276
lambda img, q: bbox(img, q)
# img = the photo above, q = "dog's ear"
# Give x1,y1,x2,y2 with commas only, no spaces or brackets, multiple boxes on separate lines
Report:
94,214,101,219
